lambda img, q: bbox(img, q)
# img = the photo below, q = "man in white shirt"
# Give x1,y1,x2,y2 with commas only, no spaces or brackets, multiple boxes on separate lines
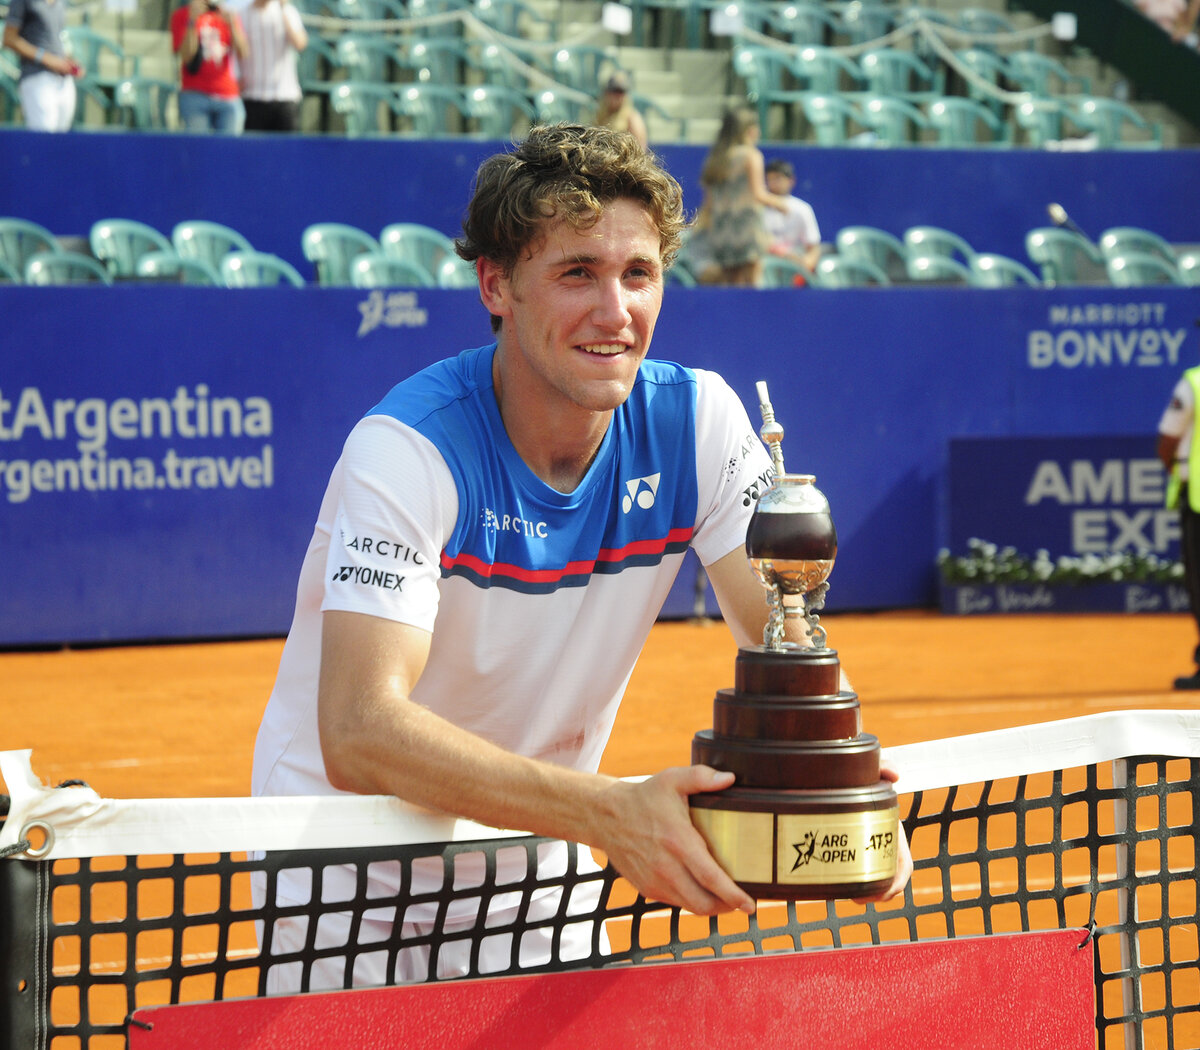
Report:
763,158,822,275
239,0,307,131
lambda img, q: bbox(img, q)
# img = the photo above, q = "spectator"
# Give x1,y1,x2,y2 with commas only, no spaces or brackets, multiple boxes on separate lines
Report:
171,0,248,133
239,0,307,132
763,158,822,275
593,70,648,149
1172,0,1199,39
696,107,790,286
3,0,81,132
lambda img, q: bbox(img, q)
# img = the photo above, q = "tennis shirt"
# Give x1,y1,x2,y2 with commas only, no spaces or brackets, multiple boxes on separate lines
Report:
253,343,772,801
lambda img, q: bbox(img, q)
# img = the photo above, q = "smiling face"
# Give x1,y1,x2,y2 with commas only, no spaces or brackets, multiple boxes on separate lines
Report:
479,197,664,417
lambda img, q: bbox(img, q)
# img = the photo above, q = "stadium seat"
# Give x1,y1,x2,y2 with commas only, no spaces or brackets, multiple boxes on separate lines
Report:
858,48,943,101
461,83,536,139
24,250,113,285
1177,251,1200,286
956,7,1016,43
1097,226,1177,265
172,220,254,270
0,54,21,125
1067,97,1163,149
732,43,806,137
336,33,401,84
335,0,407,19
401,36,472,86
836,1,895,45
759,0,839,46
391,82,471,136
968,253,1042,287
1025,227,1106,286
349,252,435,288
834,225,908,281
950,48,1010,116
379,222,458,284
1004,50,1091,96
1013,98,1067,147
302,222,381,286
436,255,478,288
0,217,58,273
532,88,590,125
800,92,861,145
760,255,815,288
0,258,19,282
220,251,306,287
903,225,978,266
297,34,342,99
791,45,866,94
906,253,973,284
462,39,530,90
926,96,1010,146
89,218,173,278
331,81,401,136
64,25,139,122
113,77,176,130
547,45,622,94
813,255,890,287
135,250,222,286
473,0,555,39
1106,251,1182,286
856,95,930,146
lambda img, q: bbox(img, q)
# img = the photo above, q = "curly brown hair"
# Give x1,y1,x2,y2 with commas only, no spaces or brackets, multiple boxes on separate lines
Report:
457,123,686,280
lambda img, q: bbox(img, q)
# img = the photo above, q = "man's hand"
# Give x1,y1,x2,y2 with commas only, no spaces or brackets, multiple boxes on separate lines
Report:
851,758,913,905
591,765,756,916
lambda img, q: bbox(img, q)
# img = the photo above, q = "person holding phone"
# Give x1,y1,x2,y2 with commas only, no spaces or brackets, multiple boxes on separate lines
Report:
170,0,248,133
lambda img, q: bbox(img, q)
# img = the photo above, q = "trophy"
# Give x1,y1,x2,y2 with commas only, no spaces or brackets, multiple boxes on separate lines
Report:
689,382,899,900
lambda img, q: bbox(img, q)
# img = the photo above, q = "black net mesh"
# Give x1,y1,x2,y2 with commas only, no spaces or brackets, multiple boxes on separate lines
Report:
4,755,1199,1049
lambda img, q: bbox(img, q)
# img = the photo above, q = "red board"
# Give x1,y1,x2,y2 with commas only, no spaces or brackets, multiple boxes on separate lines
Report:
130,930,1094,1050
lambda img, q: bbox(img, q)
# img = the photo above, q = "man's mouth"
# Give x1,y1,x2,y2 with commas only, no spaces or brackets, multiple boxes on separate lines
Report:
579,343,627,356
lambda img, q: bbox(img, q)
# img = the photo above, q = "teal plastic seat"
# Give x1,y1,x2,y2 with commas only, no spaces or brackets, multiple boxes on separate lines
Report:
113,77,176,130
135,250,222,286
436,255,478,288
302,223,381,286
473,0,554,38
391,82,471,136
1106,251,1182,287
903,225,977,266
64,25,140,124
402,36,472,88
331,81,401,136
532,88,590,125
1013,97,1066,147
835,225,908,280
1097,226,1177,265
336,33,400,83
906,253,973,284
760,0,838,46
172,220,254,270
89,218,173,278
951,48,1010,116
462,83,536,139
1177,251,1200,287
350,252,435,288
836,1,895,45
800,92,861,145
335,0,407,19
856,95,930,145
957,7,1015,40
760,255,815,288
732,43,806,136
0,258,19,282
220,251,305,287
926,96,1009,146
25,250,113,285
791,45,866,94
813,255,890,288
0,217,57,273
546,45,621,93
1005,50,1090,96
858,48,943,101
969,253,1041,287
379,222,458,284
1068,97,1162,149
1025,227,1106,286
0,54,21,125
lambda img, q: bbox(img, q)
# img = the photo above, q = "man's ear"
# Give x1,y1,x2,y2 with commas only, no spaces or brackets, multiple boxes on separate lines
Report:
476,257,511,321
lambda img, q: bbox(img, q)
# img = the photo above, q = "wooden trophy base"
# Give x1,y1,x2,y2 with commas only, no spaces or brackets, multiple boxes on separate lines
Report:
690,645,899,900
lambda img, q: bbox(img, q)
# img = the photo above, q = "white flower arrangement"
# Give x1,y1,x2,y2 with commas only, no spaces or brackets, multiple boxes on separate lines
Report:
938,538,1184,586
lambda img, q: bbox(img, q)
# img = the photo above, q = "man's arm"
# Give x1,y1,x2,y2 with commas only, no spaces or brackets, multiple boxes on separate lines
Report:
317,609,755,915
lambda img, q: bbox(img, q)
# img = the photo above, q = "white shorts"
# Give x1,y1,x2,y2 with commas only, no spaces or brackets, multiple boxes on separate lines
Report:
19,69,75,132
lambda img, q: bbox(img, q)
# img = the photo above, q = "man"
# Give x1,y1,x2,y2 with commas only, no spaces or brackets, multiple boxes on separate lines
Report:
253,124,909,988
239,0,307,132
763,158,822,275
1158,352,1200,687
2,0,80,132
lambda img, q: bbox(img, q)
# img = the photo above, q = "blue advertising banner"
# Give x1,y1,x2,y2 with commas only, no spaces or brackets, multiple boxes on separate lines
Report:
942,435,1188,615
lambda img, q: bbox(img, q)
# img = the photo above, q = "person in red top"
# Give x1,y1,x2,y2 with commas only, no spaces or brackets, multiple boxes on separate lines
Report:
170,0,248,133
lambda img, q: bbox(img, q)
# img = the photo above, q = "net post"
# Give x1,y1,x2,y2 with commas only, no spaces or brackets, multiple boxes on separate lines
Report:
0,858,49,1050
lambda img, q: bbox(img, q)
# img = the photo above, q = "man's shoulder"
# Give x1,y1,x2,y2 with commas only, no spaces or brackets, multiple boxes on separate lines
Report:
368,344,492,427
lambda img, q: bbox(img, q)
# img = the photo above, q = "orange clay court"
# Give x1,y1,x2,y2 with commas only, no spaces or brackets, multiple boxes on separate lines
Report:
3,609,1195,799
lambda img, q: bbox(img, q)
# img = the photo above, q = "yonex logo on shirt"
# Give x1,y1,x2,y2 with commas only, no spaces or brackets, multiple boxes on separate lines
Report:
331,566,405,591
622,473,661,513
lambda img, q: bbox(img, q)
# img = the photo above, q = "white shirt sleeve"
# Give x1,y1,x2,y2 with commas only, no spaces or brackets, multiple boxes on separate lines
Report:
320,415,458,631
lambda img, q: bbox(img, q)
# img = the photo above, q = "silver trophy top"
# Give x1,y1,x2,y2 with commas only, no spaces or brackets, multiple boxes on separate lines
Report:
747,382,838,651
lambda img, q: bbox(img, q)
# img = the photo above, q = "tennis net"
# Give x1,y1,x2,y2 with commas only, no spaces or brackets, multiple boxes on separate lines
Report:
2,709,1199,1049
